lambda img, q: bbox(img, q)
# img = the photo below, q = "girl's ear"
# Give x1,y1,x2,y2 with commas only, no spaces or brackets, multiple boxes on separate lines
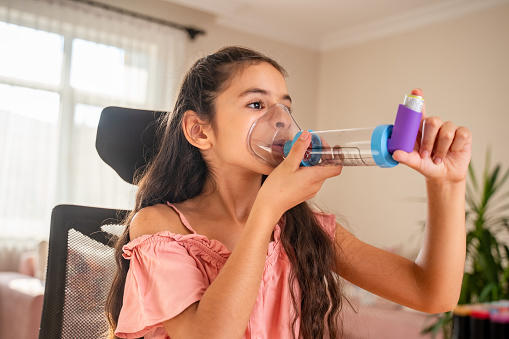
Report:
182,110,214,150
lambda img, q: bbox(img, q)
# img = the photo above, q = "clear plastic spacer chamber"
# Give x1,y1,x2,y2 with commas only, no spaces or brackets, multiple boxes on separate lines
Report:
247,94,424,168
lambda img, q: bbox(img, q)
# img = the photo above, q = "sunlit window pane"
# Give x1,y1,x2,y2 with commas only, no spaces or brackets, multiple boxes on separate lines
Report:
0,83,59,123
0,84,60,238
74,103,101,128
70,39,148,103
0,22,63,85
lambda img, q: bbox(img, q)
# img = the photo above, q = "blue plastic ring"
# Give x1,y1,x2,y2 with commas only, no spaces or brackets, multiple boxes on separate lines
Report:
371,124,399,168
283,130,321,167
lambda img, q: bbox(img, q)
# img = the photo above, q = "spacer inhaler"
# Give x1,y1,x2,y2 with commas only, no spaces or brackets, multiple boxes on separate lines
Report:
247,93,423,168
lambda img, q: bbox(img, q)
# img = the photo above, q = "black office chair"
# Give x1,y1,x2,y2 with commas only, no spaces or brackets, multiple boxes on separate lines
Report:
38,107,166,339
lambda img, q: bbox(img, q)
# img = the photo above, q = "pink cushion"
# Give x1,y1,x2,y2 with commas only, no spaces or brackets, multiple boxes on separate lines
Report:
18,251,37,277
0,272,44,339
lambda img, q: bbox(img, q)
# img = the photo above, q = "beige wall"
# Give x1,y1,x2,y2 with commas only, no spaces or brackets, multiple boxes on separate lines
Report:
315,3,509,259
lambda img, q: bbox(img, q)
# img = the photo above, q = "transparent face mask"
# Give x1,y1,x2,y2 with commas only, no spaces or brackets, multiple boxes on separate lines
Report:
247,103,302,167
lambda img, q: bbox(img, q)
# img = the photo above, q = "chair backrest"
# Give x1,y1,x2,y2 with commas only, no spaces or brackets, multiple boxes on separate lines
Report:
95,106,166,185
39,106,166,339
39,205,128,339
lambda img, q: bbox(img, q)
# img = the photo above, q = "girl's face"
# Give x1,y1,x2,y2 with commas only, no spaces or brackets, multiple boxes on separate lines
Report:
210,62,293,175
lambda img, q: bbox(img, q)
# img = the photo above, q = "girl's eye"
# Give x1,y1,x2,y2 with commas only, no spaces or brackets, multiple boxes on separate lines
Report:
247,101,263,110
247,101,292,114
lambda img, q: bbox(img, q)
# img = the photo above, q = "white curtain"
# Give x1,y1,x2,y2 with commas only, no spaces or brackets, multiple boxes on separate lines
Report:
0,0,187,240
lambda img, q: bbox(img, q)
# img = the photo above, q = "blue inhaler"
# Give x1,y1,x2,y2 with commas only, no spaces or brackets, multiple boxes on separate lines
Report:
247,94,423,168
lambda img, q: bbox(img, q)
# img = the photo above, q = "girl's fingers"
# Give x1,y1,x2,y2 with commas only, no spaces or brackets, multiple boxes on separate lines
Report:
449,126,473,152
285,130,312,170
285,131,342,174
283,131,342,182
419,116,442,158
320,137,333,160
302,163,343,182
413,127,422,152
431,121,456,164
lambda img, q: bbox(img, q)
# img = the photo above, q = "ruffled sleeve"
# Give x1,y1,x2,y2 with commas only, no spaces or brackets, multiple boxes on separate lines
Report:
314,211,337,240
114,235,208,338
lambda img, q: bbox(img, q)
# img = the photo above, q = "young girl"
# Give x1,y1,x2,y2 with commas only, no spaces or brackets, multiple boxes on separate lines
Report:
106,46,472,339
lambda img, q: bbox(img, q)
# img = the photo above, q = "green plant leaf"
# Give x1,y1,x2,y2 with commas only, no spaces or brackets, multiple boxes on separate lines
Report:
485,216,509,229
504,245,509,261
482,164,500,208
420,313,450,338
466,183,479,212
477,232,499,283
421,322,436,334
483,147,491,185
466,230,478,257
489,232,504,264
459,274,472,304
466,230,476,245
480,282,497,301
494,167,509,194
492,190,509,207
469,162,479,191
487,202,509,218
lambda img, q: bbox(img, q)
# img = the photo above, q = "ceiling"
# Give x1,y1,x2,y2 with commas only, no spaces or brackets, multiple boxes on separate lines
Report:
163,0,508,50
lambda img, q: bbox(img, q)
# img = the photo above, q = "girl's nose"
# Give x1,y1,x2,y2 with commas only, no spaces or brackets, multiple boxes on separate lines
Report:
275,122,285,128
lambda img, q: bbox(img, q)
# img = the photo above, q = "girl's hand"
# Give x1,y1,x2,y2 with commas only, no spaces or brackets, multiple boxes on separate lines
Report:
392,88,472,184
257,130,343,219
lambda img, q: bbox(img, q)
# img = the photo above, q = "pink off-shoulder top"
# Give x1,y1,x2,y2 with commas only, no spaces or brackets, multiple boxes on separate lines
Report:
114,201,336,339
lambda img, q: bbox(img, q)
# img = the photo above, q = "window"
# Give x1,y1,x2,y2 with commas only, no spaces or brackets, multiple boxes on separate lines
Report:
0,2,185,239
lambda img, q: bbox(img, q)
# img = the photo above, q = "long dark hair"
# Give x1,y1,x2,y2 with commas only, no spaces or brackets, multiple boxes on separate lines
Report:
106,46,354,339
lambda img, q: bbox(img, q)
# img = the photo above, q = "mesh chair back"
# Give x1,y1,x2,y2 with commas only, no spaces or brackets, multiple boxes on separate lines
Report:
38,205,129,339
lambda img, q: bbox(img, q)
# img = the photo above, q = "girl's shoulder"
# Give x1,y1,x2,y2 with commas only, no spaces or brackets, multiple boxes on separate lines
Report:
128,203,192,241
123,203,231,262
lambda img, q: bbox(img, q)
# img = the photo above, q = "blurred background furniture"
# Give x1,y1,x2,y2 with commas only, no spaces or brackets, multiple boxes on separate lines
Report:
341,281,444,339
0,238,46,339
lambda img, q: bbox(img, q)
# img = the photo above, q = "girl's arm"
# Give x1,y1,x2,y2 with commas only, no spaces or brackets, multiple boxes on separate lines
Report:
164,201,277,339
333,87,471,314
414,179,466,311
333,179,466,314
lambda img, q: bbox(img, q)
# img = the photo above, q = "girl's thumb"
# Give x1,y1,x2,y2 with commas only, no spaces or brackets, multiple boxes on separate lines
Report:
392,150,420,170
392,150,407,162
286,131,311,169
